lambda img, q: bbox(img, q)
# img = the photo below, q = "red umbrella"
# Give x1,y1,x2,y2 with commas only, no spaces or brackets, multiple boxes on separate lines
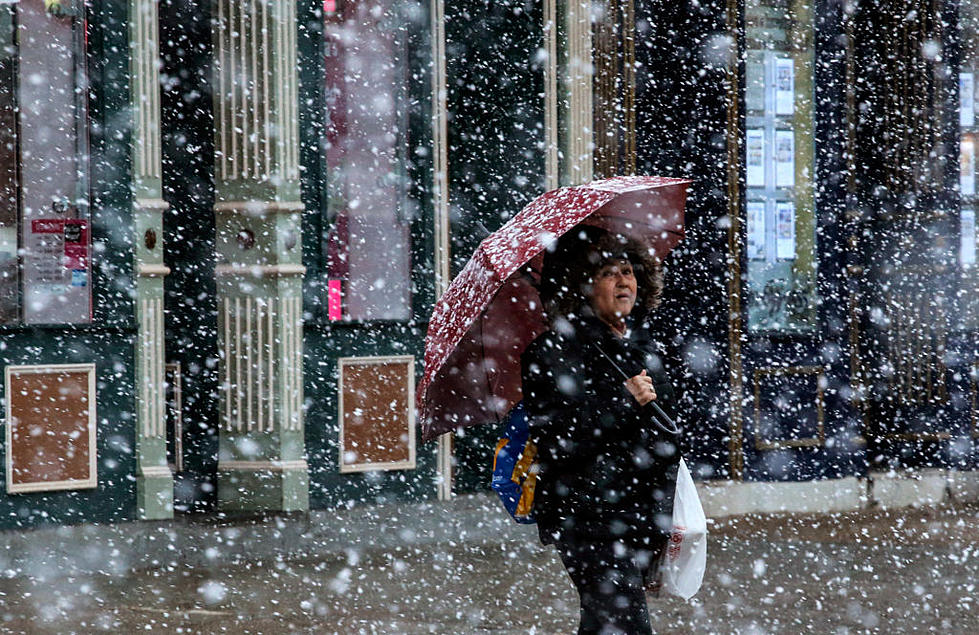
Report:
417,175,692,442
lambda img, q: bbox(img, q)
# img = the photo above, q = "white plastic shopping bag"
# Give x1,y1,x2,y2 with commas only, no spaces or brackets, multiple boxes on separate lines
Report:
658,458,707,600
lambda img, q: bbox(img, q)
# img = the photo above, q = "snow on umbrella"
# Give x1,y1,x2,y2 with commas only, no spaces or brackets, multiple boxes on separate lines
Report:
417,175,692,442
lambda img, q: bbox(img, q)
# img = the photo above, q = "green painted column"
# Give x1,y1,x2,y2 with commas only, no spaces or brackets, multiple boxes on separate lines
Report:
211,0,308,512
130,0,174,519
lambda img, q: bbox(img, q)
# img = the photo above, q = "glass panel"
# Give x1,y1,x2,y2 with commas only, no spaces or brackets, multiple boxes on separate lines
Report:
322,0,412,321
959,2,979,330
744,0,817,332
0,0,91,325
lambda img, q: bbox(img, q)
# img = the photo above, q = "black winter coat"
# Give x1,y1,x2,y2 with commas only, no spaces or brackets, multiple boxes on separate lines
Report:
521,316,680,547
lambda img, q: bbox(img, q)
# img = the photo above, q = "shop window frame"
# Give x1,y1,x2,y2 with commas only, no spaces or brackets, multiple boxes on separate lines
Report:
0,0,94,329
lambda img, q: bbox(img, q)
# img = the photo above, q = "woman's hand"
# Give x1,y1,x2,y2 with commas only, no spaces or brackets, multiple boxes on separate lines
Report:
625,369,657,406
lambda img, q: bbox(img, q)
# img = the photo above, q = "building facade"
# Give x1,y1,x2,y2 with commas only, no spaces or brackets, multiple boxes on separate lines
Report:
0,0,976,528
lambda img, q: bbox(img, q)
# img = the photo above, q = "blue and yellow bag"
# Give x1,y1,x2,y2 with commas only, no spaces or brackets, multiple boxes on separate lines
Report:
490,402,538,524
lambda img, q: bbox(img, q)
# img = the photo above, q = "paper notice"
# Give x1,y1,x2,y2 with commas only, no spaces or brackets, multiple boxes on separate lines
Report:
747,129,766,188
962,138,976,196
747,201,766,261
776,202,796,260
775,130,795,188
775,57,795,116
962,208,977,266
961,73,975,128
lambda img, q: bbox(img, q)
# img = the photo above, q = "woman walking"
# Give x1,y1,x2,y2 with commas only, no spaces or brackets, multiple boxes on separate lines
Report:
521,227,680,634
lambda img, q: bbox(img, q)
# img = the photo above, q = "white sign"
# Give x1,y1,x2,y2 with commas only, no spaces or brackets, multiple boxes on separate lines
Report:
962,138,976,196
775,57,795,116
963,208,977,266
961,72,975,128
747,129,766,187
776,202,796,260
747,201,766,261
23,218,91,324
775,130,795,188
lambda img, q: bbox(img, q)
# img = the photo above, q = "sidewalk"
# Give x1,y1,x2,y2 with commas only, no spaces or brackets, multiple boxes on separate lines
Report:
0,493,533,578
1,494,978,633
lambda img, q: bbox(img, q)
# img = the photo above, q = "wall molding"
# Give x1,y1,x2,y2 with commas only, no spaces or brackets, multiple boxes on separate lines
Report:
214,201,305,214
137,264,171,278
214,264,306,278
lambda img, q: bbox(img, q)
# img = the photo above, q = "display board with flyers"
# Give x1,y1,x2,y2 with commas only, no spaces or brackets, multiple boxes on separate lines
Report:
744,0,816,333
961,2,979,331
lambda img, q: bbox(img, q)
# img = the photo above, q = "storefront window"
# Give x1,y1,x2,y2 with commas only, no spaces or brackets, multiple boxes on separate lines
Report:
960,2,979,330
0,0,90,325
744,0,817,332
322,0,412,321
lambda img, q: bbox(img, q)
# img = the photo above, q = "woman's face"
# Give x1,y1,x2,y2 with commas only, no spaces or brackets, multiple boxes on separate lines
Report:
587,258,637,327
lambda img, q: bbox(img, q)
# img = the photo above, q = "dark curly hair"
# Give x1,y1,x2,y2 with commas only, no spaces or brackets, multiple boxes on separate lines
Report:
539,226,664,323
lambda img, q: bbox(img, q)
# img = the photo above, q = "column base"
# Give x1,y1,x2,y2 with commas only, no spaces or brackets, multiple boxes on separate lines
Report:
137,465,175,520
217,460,310,512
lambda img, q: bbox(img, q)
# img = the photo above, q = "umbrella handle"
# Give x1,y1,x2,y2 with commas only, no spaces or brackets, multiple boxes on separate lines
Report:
649,401,680,436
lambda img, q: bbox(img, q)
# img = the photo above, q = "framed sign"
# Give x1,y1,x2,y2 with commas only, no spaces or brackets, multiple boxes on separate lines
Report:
338,355,416,473
5,363,97,493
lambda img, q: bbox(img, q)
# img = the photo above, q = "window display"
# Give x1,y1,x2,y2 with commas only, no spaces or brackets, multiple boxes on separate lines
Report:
322,0,412,321
961,3,979,329
0,0,91,325
745,0,817,332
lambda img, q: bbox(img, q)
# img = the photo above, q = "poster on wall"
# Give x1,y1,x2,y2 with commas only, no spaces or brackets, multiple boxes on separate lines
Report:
776,202,796,260
747,129,766,187
775,57,795,116
961,72,975,128
962,208,977,266
23,217,91,324
747,201,766,261
962,138,976,196
775,130,795,188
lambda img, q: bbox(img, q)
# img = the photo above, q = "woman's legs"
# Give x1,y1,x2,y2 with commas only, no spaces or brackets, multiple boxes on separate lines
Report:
557,538,652,635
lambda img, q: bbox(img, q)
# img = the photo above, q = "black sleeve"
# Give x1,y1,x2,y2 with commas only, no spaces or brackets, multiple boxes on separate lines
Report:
521,337,610,457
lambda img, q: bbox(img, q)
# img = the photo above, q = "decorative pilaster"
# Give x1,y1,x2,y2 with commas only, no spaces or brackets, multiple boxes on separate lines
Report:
131,0,173,519
560,0,594,185
212,0,308,512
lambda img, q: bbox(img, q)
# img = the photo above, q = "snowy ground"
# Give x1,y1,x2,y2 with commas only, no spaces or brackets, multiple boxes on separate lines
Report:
1,503,977,633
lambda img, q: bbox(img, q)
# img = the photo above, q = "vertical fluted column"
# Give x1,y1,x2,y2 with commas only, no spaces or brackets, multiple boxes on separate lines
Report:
561,0,594,185
211,0,308,511
131,0,174,519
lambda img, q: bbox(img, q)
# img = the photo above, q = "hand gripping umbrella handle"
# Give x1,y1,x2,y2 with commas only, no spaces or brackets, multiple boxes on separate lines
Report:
592,343,680,437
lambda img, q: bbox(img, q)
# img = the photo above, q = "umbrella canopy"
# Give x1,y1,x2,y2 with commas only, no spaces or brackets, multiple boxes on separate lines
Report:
417,175,692,442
